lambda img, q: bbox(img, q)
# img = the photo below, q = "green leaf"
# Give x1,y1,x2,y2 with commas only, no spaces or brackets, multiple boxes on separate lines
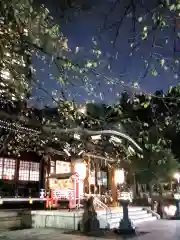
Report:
169,4,176,11
152,70,158,76
168,86,173,93
143,102,150,108
160,59,165,66
177,4,180,10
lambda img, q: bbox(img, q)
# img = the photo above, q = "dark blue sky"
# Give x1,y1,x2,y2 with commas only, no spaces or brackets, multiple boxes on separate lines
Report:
32,0,180,107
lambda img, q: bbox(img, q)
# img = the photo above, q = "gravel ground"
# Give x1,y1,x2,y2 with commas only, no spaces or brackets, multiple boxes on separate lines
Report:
0,220,179,240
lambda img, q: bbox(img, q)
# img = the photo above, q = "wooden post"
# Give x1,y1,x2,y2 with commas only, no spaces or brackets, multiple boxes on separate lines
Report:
39,156,45,191
110,168,117,206
88,157,91,194
15,158,20,197
44,155,51,192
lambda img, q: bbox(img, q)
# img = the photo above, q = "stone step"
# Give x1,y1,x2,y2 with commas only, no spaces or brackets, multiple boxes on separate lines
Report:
0,211,22,230
109,213,153,222
98,210,147,218
110,210,148,216
96,207,144,215
109,216,157,229
111,207,144,212
133,216,157,225
0,211,18,217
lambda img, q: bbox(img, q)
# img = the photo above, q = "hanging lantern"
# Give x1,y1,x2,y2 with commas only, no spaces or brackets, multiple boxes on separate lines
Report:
114,169,125,185
74,162,87,180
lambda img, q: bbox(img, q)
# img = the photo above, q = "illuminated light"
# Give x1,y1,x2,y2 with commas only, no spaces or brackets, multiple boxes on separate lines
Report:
128,146,135,154
174,172,180,183
74,162,87,180
29,199,33,204
0,199,3,205
74,133,80,140
78,150,84,156
91,135,101,140
114,169,125,185
119,192,132,202
164,205,176,216
4,52,11,57
64,149,71,156
78,106,86,115
110,136,122,143
1,69,10,77
174,193,180,200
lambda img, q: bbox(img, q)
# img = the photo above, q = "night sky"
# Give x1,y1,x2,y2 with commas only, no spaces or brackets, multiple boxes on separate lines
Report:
32,0,180,107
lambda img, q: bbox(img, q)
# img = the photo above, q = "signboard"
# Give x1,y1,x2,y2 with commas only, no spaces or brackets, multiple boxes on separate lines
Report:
49,178,73,190
56,161,71,174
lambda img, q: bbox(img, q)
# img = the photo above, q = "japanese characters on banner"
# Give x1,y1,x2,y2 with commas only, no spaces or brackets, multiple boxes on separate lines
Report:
56,161,71,174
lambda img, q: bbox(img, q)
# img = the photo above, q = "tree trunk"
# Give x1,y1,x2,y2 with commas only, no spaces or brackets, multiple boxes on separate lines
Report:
132,174,137,198
148,183,153,198
159,183,163,197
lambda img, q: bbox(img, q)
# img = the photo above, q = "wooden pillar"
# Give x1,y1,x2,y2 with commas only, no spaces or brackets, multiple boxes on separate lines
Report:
95,163,98,194
110,168,117,205
15,158,20,196
39,156,45,191
87,158,91,194
44,155,50,191
71,161,75,173
84,157,89,194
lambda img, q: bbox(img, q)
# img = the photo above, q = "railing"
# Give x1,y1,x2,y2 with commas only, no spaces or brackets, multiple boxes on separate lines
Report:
93,196,112,224
143,207,161,219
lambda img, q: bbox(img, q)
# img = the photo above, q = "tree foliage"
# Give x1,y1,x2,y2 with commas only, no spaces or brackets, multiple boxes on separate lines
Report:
117,86,180,183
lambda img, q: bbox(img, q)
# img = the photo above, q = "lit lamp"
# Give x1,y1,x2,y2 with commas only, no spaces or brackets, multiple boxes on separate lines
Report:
115,169,135,235
114,169,125,185
74,162,87,180
173,172,180,219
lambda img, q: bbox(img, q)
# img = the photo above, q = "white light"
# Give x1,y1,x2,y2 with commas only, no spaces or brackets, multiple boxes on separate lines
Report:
91,135,101,140
174,193,180,200
174,172,180,183
114,169,125,185
128,146,135,155
119,192,132,202
78,107,86,115
78,150,84,156
64,149,71,156
164,205,176,216
74,133,81,140
74,162,86,180
110,136,122,143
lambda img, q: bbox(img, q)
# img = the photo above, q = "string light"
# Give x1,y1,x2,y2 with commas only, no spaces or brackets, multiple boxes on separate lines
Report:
0,125,38,137
0,119,40,135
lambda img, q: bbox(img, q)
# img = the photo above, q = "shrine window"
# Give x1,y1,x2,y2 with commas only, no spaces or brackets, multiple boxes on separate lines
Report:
29,162,40,181
19,160,39,181
0,158,16,180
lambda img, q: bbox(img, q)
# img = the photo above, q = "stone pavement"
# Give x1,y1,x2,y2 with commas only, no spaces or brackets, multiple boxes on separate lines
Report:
0,220,179,240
